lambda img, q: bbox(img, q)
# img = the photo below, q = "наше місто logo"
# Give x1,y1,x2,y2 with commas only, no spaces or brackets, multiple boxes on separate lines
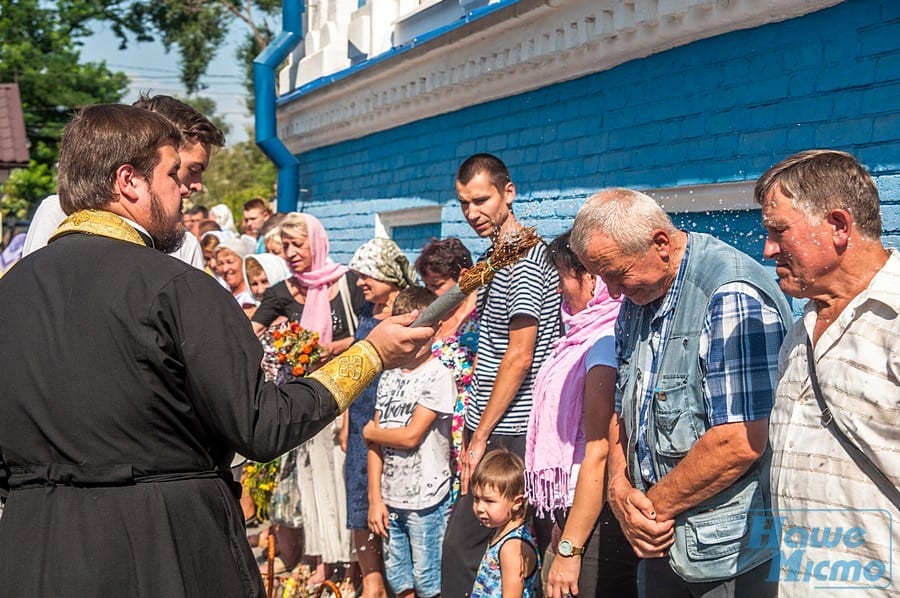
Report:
749,509,893,591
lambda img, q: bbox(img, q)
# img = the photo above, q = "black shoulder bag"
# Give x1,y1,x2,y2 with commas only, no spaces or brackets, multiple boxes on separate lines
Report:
806,338,900,510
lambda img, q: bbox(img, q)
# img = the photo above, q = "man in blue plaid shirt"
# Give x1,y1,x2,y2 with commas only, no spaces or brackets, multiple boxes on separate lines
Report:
570,188,792,597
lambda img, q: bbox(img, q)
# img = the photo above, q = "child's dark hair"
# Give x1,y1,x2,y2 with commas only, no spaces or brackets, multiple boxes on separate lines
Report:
414,237,474,280
471,449,526,504
391,285,436,316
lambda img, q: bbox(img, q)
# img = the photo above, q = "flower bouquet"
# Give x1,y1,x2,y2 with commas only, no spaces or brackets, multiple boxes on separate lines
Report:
260,321,326,385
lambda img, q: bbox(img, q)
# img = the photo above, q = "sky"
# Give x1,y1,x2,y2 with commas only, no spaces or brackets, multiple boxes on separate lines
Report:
79,23,255,145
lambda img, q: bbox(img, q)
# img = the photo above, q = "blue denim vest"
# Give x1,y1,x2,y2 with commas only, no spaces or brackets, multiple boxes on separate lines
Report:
617,233,791,582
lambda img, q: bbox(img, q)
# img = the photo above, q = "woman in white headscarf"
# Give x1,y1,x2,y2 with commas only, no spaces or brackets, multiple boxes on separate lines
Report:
209,203,238,234
212,236,258,315
243,253,291,303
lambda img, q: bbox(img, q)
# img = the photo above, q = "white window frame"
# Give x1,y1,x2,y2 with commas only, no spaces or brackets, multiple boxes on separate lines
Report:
646,181,757,213
375,206,443,239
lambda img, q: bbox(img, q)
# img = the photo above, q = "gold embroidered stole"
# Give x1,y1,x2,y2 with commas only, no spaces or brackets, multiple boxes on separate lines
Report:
49,210,146,247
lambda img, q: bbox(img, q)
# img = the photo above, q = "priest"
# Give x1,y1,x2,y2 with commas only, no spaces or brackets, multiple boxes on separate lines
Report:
0,103,433,597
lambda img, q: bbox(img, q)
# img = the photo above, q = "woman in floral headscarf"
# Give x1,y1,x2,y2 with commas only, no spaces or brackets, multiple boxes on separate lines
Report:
343,237,418,598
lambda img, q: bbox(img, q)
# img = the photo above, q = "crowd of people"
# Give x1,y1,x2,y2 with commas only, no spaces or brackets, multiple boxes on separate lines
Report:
0,97,896,598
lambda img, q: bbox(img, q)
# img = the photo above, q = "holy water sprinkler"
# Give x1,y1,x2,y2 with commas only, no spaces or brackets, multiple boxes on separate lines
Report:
411,227,543,327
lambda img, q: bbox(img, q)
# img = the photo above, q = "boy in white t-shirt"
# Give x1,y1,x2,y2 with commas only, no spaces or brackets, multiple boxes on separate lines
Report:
363,286,456,598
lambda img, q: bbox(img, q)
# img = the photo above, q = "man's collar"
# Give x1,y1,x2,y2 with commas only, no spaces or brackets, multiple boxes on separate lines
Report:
652,233,692,320
48,210,150,248
118,216,155,248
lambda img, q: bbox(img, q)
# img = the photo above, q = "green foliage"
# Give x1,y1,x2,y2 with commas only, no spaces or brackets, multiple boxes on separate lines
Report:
1,161,55,219
176,95,232,139
124,1,230,94
120,1,281,96
235,26,274,114
193,139,276,219
0,0,283,217
0,0,130,166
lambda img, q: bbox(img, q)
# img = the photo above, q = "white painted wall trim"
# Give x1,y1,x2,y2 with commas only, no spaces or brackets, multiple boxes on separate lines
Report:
278,0,842,154
648,181,758,213
375,205,444,237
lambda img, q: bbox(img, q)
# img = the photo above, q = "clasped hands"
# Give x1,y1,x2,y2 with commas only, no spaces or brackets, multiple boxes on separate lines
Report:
608,479,675,559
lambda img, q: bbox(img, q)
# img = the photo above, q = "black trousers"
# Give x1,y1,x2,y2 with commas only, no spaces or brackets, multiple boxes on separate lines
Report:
534,503,639,597
440,431,527,598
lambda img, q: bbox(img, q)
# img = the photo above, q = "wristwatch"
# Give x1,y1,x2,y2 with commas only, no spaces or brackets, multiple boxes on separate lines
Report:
557,539,585,557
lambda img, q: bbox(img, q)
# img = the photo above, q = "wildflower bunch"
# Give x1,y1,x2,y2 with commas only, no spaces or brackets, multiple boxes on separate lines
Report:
242,459,281,522
260,321,325,384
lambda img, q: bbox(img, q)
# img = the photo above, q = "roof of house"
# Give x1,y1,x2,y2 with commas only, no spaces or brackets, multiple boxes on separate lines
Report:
0,83,29,169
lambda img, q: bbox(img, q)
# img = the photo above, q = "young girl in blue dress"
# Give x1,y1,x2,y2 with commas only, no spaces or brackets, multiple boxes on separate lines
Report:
470,450,539,598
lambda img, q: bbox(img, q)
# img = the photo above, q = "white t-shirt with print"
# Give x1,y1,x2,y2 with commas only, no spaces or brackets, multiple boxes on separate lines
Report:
375,357,456,511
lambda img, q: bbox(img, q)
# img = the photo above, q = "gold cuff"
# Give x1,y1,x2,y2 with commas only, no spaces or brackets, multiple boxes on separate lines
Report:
309,340,384,413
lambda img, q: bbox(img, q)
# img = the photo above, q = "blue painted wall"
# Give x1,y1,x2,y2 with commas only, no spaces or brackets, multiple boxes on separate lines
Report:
391,221,442,261
292,0,900,263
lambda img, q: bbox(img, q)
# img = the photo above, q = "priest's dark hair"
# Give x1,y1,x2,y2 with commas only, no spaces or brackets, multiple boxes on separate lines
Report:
57,104,183,215
133,93,226,149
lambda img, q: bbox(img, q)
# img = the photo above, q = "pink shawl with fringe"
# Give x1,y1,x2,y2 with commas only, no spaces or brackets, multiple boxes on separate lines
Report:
525,280,621,518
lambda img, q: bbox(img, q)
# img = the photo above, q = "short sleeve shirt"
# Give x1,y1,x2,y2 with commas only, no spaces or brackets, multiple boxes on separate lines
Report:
466,242,561,435
376,358,456,510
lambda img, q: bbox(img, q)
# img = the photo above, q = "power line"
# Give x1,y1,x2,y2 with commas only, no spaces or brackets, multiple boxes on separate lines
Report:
104,63,244,80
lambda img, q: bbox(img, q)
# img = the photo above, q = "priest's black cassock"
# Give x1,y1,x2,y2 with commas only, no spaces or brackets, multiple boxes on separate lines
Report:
0,230,340,596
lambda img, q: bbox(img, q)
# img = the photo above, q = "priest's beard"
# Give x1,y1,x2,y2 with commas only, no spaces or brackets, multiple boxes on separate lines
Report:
148,190,185,254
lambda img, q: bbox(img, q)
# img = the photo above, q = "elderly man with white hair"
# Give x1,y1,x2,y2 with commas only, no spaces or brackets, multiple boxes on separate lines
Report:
569,189,792,597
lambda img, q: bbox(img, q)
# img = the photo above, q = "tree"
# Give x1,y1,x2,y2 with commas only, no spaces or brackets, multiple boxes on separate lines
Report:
0,0,280,218
194,138,277,219
123,0,279,104
1,161,54,221
0,0,130,207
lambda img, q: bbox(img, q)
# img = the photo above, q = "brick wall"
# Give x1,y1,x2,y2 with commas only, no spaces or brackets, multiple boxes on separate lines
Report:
295,0,900,261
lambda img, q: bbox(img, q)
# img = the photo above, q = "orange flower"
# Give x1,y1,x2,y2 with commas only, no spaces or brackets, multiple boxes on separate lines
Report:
272,330,282,341
299,354,309,364
302,345,313,355
277,353,287,364
292,365,305,377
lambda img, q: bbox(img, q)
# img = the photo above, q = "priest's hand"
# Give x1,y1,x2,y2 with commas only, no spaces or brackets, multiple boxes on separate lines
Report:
365,310,435,370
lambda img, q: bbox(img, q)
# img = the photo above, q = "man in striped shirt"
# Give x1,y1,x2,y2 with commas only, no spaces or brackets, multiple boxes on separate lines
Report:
758,150,899,596
441,153,561,597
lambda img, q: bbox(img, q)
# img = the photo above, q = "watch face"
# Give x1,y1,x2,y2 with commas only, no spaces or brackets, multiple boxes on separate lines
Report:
558,540,573,556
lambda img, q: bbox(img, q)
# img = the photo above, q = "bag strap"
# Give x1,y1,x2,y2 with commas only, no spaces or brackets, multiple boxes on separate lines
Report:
339,274,357,337
805,338,900,510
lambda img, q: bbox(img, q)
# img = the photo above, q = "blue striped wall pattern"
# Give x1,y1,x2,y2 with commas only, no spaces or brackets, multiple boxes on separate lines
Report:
293,0,900,264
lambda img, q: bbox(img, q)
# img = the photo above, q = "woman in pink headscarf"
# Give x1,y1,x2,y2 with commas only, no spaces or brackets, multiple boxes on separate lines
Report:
251,212,365,586
526,230,639,598
252,212,363,353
